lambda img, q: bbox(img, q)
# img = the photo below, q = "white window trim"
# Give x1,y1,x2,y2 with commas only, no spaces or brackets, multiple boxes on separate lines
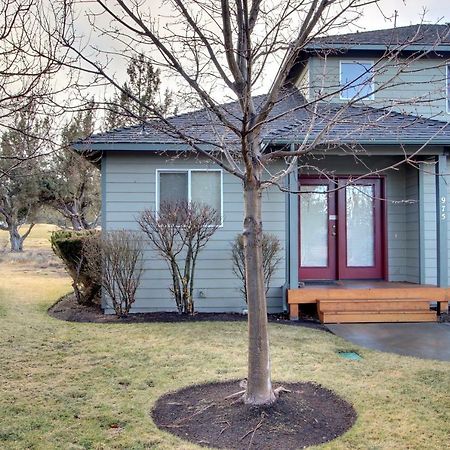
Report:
339,60,375,101
446,64,450,114
155,168,224,227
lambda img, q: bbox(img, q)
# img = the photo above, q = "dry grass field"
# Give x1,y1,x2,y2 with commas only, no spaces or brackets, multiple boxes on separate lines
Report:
0,225,449,449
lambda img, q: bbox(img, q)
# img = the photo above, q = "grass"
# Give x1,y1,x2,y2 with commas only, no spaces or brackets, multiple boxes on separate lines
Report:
0,227,449,449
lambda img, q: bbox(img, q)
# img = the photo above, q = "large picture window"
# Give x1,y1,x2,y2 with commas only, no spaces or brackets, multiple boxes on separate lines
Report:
340,61,374,100
156,169,223,223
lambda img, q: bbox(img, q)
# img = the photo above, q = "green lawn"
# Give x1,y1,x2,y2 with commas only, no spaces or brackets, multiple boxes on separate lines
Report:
0,229,449,449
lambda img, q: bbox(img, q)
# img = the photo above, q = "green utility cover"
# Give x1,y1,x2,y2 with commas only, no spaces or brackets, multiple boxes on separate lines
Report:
338,351,362,361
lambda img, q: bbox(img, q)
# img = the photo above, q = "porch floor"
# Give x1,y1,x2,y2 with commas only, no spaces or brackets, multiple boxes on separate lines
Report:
288,281,450,324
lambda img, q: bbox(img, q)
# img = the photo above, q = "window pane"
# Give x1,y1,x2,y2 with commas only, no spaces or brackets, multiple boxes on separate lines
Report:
341,62,373,99
159,172,188,205
346,185,374,267
191,171,221,214
300,185,328,267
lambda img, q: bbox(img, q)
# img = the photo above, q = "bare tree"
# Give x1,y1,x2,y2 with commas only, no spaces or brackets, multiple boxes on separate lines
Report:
0,106,50,251
45,1,450,405
232,233,282,303
42,104,100,230
0,0,77,180
84,230,144,317
138,201,220,315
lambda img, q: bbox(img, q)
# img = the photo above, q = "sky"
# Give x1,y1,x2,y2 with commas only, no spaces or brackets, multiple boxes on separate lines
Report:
69,0,450,113
359,0,449,29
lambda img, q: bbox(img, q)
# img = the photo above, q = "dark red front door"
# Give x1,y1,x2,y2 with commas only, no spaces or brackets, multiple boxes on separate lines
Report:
299,177,385,281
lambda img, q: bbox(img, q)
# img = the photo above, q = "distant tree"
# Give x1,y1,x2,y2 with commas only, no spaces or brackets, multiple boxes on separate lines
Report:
0,108,48,252
0,0,74,181
104,53,173,130
42,104,100,230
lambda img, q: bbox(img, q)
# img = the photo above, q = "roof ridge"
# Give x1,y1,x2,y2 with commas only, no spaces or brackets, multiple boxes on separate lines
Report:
313,22,450,40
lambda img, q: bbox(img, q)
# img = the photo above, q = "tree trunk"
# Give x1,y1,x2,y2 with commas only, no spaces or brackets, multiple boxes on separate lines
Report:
242,181,276,406
71,214,84,231
9,225,23,252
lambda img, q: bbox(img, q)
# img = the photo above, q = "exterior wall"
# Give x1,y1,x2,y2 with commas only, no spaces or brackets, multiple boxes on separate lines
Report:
420,157,450,286
405,169,420,282
103,150,447,313
103,152,286,313
299,155,421,282
295,56,450,121
296,64,310,100
421,160,438,284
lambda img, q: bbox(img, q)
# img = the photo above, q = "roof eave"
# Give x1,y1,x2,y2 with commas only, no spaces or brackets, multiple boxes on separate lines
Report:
72,141,213,152
304,43,450,53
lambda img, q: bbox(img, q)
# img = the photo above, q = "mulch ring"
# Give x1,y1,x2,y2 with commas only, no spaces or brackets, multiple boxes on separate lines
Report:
48,293,327,331
152,380,356,449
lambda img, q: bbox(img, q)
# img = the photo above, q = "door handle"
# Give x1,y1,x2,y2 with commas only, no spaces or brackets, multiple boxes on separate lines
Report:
331,224,336,237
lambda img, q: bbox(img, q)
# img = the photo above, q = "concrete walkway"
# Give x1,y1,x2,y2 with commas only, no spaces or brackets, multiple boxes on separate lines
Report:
327,322,450,362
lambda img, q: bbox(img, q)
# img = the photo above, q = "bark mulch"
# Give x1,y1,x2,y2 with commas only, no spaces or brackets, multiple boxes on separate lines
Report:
48,293,327,331
152,380,356,449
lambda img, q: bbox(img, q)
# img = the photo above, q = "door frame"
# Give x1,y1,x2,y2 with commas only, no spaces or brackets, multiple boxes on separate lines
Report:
298,178,337,280
298,175,388,281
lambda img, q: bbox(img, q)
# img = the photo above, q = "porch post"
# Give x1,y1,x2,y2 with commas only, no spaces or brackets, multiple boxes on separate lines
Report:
418,167,426,284
288,170,299,291
435,154,448,289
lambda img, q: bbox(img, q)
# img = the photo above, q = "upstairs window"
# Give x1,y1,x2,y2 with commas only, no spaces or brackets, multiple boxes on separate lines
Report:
447,64,450,113
157,169,223,223
340,61,374,100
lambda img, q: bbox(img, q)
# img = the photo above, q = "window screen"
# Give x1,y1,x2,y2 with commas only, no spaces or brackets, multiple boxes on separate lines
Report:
159,172,188,204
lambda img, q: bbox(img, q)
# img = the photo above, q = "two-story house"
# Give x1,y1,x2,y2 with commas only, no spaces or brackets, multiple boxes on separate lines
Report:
75,24,450,323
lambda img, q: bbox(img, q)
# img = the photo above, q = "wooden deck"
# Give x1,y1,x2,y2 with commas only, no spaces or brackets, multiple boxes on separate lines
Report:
288,281,450,324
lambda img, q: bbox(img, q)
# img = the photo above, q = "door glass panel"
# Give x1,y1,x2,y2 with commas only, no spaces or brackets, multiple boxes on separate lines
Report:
346,185,374,267
300,185,328,267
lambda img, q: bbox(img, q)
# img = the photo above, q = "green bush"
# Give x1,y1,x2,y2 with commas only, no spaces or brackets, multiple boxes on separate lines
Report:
50,230,101,306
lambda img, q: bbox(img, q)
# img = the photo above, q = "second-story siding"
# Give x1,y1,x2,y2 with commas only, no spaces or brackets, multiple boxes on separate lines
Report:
295,56,449,121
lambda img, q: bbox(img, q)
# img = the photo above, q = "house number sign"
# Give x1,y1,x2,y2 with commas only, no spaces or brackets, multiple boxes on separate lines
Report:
441,196,447,221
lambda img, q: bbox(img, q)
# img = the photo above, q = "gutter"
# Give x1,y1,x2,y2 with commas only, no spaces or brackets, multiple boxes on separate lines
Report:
304,43,450,53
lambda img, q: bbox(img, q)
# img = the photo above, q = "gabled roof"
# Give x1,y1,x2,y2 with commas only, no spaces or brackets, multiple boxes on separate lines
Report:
74,86,450,153
311,23,450,47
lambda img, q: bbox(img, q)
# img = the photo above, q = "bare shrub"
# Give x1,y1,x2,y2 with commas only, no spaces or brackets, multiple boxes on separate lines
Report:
84,230,144,317
0,240,7,262
231,233,282,303
138,201,220,315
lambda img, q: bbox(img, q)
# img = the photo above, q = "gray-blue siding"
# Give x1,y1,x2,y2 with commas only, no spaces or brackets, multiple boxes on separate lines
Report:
103,150,448,313
103,152,286,313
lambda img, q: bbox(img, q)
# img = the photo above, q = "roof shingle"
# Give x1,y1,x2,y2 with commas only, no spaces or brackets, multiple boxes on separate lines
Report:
76,86,450,150
310,23,450,47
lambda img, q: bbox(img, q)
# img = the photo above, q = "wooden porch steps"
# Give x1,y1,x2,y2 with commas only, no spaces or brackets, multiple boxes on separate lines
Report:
318,310,436,324
318,298,437,323
287,283,449,324
319,298,433,312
